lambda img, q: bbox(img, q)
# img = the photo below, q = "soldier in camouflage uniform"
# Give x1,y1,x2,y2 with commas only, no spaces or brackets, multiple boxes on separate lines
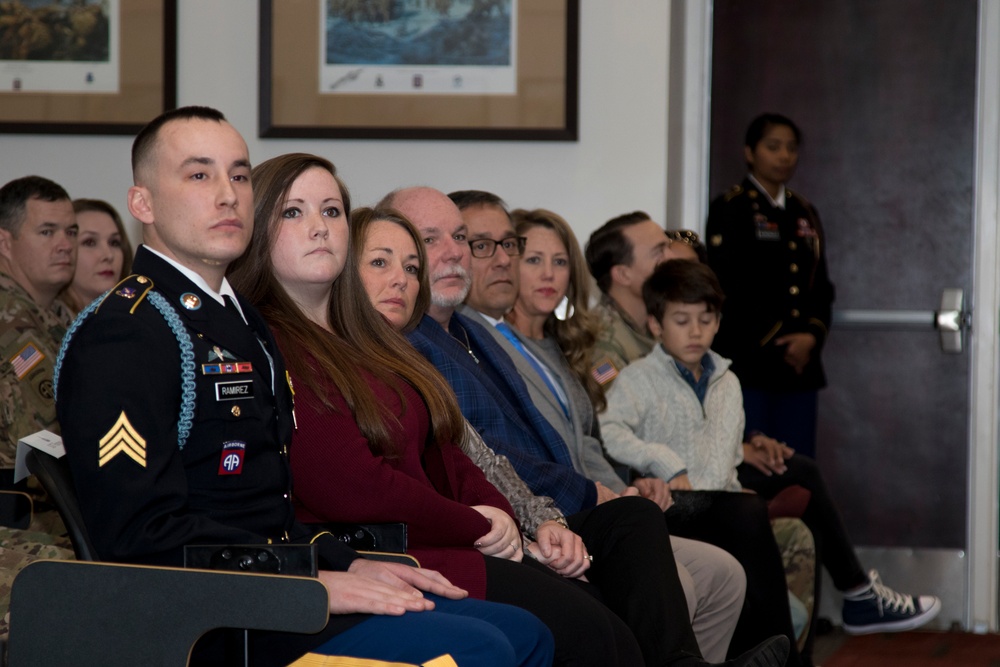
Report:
583,211,675,390
0,176,78,466
0,176,78,639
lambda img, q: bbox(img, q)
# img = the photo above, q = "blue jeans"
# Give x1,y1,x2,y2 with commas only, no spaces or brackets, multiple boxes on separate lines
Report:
312,594,554,667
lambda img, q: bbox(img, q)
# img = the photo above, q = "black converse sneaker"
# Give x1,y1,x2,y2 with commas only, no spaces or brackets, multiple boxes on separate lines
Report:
842,569,941,635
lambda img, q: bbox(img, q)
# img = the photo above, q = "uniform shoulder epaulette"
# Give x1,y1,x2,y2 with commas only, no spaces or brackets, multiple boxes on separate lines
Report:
722,184,744,202
95,274,155,315
785,188,812,209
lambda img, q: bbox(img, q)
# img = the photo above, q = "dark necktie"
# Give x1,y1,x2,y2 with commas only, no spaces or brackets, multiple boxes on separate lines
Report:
223,294,244,323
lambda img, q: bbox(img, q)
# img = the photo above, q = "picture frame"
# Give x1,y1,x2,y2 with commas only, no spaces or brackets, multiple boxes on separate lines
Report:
259,0,579,141
0,0,177,135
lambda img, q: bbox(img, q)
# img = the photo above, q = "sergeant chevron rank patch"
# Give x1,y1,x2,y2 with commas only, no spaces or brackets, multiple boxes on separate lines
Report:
98,411,147,468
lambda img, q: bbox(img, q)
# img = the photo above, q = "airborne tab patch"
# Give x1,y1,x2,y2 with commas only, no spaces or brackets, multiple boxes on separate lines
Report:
98,411,147,468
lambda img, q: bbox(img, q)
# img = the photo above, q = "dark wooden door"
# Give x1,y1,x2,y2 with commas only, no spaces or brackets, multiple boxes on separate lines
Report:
709,0,978,549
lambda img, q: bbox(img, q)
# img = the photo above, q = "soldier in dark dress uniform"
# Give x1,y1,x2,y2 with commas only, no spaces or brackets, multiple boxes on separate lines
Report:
705,116,943,646
54,106,553,667
706,114,835,459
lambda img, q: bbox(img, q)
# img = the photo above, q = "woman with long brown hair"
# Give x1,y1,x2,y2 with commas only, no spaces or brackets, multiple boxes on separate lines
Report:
228,153,645,667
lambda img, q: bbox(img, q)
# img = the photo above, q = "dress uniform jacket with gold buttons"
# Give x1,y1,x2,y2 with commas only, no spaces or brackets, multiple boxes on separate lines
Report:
56,247,370,662
706,178,835,392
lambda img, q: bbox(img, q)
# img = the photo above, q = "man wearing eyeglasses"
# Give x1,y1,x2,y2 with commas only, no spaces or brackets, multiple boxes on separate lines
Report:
453,190,527,324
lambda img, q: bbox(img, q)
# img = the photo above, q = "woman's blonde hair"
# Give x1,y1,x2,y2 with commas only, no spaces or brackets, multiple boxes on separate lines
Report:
510,208,607,412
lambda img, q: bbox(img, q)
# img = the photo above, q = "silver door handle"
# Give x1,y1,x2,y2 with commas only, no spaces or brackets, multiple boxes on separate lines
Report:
830,288,967,353
937,288,964,354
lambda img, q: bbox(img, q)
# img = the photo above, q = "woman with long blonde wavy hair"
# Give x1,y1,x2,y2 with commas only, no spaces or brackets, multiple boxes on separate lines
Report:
506,208,607,413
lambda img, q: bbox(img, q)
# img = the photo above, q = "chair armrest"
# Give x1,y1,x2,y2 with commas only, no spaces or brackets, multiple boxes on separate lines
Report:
358,550,421,567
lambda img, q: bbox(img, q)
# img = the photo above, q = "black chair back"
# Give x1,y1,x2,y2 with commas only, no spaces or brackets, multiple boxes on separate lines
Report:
24,448,97,561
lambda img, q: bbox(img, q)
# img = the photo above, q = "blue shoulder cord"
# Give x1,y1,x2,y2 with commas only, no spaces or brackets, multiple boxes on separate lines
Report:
54,289,197,450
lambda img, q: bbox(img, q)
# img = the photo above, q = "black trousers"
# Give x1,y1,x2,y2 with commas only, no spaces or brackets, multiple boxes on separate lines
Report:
666,490,803,667
484,554,644,667
737,454,866,591
569,495,703,666
739,454,868,664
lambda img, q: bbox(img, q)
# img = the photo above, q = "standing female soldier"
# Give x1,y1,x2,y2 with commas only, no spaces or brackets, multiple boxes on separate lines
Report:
706,113,835,459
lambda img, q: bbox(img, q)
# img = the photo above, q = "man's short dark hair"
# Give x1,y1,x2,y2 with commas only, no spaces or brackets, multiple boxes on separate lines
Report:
131,106,227,183
584,211,652,293
0,176,71,234
643,260,725,322
447,190,509,215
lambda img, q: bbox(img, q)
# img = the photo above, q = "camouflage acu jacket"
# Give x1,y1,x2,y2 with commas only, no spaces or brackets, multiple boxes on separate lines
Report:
0,273,72,467
589,294,655,390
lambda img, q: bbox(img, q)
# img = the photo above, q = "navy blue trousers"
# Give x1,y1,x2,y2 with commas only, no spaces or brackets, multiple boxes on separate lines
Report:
313,594,554,667
742,388,819,459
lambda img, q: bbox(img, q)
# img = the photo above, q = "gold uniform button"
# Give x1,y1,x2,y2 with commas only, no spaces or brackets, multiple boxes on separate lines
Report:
791,309,801,317
231,405,241,417
788,241,797,250
789,286,800,295
790,263,799,273
136,276,149,284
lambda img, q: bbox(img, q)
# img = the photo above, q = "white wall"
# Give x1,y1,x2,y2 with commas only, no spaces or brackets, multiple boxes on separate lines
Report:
0,1,671,246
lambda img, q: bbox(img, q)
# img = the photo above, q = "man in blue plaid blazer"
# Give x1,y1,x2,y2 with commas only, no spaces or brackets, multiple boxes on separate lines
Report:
409,308,596,515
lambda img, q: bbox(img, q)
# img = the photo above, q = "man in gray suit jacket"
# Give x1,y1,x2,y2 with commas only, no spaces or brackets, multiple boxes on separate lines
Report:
450,189,748,664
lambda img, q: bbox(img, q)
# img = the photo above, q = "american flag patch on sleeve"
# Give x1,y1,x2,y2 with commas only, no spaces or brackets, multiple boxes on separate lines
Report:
10,342,44,380
591,359,619,386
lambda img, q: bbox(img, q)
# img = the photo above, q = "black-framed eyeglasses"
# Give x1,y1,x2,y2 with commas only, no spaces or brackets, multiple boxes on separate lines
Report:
468,236,527,258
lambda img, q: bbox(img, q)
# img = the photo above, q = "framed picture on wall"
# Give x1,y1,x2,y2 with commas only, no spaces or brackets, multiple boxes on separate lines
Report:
0,0,176,135
259,0,579,140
